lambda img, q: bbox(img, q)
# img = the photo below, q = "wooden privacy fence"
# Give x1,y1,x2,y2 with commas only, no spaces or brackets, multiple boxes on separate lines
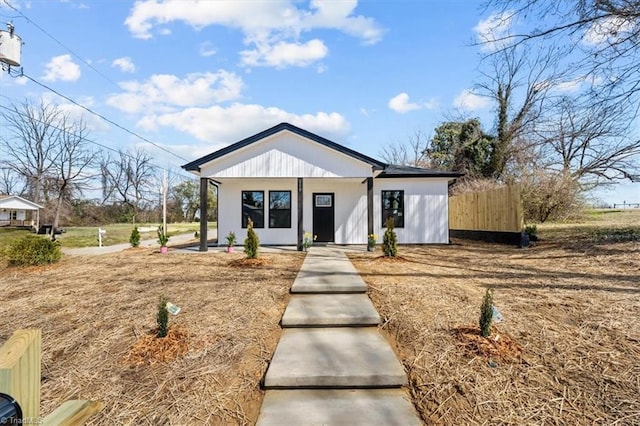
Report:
0,329,103,425
449,185,524,245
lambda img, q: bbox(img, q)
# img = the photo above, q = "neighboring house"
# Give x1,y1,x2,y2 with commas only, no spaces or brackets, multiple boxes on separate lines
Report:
0,195,43,229
182,122,461,250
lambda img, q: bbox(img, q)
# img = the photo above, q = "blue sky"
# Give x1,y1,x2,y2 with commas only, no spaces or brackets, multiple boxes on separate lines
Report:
0,0,637,205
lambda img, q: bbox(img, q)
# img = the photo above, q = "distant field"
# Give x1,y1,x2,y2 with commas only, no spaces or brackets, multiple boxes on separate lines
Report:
0,222,217,249
537,208,639,243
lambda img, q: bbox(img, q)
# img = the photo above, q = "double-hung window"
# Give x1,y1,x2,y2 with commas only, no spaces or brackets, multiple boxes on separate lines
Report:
242,191,264,228
381,190,404,228
269,191,291,228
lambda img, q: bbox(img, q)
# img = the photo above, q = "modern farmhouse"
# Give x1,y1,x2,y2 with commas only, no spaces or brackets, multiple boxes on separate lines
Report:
182,123,461,250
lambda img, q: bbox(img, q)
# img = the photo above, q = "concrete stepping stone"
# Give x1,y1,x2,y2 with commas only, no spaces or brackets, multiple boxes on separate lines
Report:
291,248,368,293
257,389,422,426
263,328,407,388
282,294,381,327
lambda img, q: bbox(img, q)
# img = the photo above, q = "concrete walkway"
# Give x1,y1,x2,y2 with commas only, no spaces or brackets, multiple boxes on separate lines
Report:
61,230,217,256
257,247,422,425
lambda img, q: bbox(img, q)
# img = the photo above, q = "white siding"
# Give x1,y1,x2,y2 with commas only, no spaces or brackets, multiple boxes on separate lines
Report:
218,178,298,246
374,178,450,244
200,131,374,179
216,177,451,246
304,179,368,244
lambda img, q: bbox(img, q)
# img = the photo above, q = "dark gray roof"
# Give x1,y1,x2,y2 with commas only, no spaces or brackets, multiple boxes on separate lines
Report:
181,122,462,179
377,164,463,179
182,122,386,171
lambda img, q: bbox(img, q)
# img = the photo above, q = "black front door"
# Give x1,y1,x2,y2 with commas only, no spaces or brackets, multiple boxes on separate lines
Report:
313,193,334,243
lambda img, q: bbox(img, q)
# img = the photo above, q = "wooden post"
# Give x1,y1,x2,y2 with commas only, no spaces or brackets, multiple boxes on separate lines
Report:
297,178,303,251
199,177,208,252
366,177,374,237
0,329,41,421
43,400,104,426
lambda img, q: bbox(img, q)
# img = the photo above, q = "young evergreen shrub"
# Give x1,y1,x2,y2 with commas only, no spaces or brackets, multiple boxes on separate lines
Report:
157,295,169,338
7,235,61,266
129,226,141,247
244,218,260,259
382,217,398,257
479,288,493,337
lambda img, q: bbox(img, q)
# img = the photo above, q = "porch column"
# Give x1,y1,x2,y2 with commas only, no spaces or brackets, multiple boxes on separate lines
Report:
297,178,303,251
367,177,374,237
199,177,208,252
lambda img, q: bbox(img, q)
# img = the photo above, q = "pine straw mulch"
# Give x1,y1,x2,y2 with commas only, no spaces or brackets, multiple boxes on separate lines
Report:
0,249,304,425
349,237,640,425
123,325,190,366
452,325,523,362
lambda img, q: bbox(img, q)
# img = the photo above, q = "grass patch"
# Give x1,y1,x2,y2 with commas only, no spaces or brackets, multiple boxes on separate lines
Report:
54,222,216,248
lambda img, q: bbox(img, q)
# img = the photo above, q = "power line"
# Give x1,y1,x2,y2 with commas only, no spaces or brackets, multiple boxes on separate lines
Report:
0,97,196,181
17,73,191,162
1,0,192,164
1,0,123,91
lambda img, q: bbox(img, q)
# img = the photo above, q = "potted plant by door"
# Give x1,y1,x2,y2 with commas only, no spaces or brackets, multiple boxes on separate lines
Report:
225,231,236,253
367,233,377,252
157,226,169,254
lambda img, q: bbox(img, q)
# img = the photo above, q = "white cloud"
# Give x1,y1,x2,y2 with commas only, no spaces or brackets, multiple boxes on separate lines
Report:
388,93,437,114
124,0,383,68
199,41,217,57
39,93,110,132
240,39,328,68
106,70,244,114
453,89,490,111
138,103,350,144
583,16,635,45
42,54,81,82
112,56,136,73
474,11,514,52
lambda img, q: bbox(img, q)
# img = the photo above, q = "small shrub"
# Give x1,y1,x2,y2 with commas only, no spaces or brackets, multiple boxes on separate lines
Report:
382,218,398,257
157,226,169,246
225,231,237,247
156,295,169,338
244,219,260,259
524,224,538,241
302,231,316,250
129,226,141,247
6,235,61,266
479,289,493,338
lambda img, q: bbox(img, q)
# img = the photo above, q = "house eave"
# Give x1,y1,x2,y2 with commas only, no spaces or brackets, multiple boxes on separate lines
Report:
181,122,386,173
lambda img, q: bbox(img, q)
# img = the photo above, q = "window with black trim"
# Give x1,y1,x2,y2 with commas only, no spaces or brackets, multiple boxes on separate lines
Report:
242,191,264,228
382,190,404,228
269,191,291,228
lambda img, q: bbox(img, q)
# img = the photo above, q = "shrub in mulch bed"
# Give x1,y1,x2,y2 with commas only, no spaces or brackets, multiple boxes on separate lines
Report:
452,325,523,362
123,325,190,366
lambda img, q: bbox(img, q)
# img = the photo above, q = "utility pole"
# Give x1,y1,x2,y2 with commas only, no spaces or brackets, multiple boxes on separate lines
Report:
162,169,167,237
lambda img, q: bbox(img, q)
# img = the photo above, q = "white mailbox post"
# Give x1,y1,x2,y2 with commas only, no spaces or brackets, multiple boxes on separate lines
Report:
98,228,106,247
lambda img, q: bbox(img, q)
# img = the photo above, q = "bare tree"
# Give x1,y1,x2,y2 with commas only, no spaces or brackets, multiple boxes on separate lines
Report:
484,0,640,111
99,148,156,219
0,100,63,203
0,168,25,195
379,130,431,167
50,114,95,230
476,43,562,178
533,96,640,188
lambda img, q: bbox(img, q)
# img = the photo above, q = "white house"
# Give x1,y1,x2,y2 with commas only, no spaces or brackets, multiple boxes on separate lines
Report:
0,195,43,229
182,123,461,250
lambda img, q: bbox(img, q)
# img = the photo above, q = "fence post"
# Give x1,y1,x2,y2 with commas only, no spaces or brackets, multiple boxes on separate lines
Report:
0,329,41,421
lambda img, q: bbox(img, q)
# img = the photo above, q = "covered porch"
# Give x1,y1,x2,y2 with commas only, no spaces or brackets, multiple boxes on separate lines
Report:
0,195,42,230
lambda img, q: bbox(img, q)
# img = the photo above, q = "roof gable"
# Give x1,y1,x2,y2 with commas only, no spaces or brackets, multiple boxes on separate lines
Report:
182,122,385,173
0,195,43,210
